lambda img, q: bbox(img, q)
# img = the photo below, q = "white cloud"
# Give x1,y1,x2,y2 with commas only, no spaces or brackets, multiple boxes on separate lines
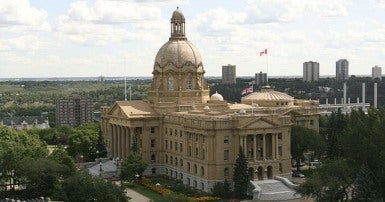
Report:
376,0,385,8
0,35,52,52
54,0,169,46
244,0,349,23
67,0,162,23
0,0,51,31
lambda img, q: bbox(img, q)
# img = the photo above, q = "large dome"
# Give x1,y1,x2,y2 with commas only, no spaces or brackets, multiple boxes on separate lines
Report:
242,87,294,107
155,40,202,68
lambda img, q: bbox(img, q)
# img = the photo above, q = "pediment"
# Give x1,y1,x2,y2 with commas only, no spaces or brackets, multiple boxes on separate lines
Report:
239,117,278,129
106,103,128,118
283,109,303,116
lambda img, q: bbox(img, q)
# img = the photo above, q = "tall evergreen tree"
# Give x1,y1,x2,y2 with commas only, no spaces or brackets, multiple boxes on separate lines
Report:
352,164,379,201
233,147,249,199
325,110,347,159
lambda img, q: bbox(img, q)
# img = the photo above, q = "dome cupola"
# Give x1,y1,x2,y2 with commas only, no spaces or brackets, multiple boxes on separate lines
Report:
148,7,210,107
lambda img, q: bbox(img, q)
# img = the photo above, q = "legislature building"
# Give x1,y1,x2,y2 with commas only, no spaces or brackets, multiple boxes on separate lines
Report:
101,8,319,192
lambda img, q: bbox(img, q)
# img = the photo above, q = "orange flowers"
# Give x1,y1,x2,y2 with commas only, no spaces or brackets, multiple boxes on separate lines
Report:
138,178,221,201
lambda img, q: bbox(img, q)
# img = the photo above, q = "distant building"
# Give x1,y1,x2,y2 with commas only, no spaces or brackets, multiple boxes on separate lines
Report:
222,64,236,84
372,65,382,81
303,61,319,82
255,71,267,86
0,116,49,130
336,59,349,81
56,95,93,127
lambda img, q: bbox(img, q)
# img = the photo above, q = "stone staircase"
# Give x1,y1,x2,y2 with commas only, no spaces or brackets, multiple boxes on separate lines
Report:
250,179,301,201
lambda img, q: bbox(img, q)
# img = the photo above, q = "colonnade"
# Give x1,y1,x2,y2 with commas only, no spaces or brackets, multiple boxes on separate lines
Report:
108,124,133,159
239,133,280,161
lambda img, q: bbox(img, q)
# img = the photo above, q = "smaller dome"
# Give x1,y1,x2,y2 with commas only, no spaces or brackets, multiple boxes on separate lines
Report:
241,87,294,107
210,91,224,101
171,7,185,23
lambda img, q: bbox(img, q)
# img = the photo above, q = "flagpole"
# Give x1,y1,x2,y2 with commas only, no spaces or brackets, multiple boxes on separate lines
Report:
129,84,132,101
124,77,127,101
266,49,269,84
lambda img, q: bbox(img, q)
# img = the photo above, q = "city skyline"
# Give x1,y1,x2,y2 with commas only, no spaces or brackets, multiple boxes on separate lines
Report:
1,0,385,78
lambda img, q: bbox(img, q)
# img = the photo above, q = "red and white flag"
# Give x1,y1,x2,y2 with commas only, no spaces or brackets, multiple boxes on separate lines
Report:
260,49,267,56
241,86,253,96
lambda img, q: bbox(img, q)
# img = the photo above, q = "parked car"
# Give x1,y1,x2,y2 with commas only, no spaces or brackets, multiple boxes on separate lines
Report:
292,171,305,178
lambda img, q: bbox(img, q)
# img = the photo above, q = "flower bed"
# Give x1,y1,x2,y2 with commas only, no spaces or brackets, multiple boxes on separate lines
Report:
138,178,221,201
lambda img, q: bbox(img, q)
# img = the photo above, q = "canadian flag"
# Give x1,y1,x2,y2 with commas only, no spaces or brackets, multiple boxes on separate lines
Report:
260,49,267,56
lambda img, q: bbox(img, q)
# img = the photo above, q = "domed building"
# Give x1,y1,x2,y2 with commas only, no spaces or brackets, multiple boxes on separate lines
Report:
101,7,319,195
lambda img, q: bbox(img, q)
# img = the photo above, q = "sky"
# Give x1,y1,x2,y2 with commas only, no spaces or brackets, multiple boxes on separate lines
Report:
1,0,385,78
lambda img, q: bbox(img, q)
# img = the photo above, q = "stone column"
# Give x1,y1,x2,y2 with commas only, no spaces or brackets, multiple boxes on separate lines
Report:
126,127,130,156
114,125,118,158
117,126,122,159
110,124,115,157
122,127,126,159
253,134,257,161
275,134,279,159
262,134,266,160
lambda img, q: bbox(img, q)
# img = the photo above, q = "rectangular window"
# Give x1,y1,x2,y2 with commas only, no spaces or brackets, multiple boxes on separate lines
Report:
278,133,282,140
188,146,192,157
151,139,156,148
310,120,314,126
224,149,229,160
195,148,198,158
175,142,178,151
202,149,206,160
180,143,183,152
165,140,168,149
278,146,282,157
224,136,229,144
151,127,155,134
170,141,173,150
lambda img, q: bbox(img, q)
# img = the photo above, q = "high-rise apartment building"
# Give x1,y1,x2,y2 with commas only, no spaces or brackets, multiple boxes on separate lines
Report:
222,64,236,84
303,61,319,82
255,71,267,86
336,59,349,81
372,65,382,81
56,95,93,127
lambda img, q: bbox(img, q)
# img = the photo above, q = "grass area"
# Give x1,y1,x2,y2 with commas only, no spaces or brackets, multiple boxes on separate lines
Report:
129,184,170,202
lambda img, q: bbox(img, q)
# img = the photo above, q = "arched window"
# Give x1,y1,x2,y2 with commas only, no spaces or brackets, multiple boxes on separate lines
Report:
224,167,229,177
168,76,174,91
180,159,183,167
165,155,168,163
194,164,197,174
175,157,178,166
186,74,192,90
187,162,191,172
201,166,204,176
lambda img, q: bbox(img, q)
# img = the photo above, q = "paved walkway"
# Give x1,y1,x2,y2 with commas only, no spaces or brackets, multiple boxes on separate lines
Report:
125,188,151,202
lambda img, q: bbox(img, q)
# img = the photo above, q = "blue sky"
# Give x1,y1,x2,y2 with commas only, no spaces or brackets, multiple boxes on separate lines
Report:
1,0,385,78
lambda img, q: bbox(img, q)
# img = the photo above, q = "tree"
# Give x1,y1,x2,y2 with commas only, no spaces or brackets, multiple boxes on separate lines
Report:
297,158,356,202
324,110,347,159
233,147,249,199
0,126,47,192
352,163,379,202
120,152,147,182
62,170,127,202
16,157,68,197
291,125,325,172
66,123,100,162
49,147,76,176
212,179,232,198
